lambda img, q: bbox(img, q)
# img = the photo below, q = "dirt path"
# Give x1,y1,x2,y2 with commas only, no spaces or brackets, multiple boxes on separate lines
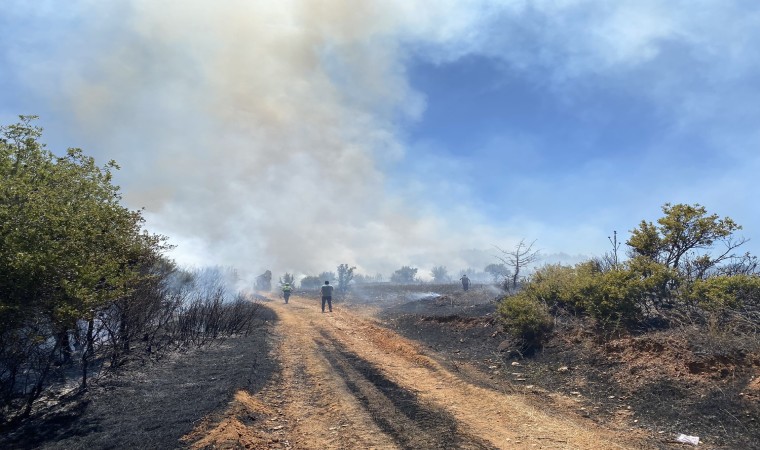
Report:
184,296,645,449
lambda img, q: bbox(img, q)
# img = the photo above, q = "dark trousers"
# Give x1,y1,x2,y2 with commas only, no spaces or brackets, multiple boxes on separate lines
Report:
283,292,290,303
321,296,332,312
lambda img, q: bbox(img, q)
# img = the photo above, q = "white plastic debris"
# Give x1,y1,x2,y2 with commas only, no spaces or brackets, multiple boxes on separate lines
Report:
676,434,700,445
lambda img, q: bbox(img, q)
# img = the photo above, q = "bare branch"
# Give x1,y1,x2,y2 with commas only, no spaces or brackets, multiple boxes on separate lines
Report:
494,239,540,289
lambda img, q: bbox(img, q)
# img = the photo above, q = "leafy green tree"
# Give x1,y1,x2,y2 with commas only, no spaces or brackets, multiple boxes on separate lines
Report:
628,203,744,278
1,116,163,324
1,116,167,414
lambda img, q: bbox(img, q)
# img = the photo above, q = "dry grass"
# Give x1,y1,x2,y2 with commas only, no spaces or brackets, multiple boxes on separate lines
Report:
182,390,277,449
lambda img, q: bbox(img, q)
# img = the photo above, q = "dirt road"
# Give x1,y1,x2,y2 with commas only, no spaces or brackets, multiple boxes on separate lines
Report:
183,296,643,449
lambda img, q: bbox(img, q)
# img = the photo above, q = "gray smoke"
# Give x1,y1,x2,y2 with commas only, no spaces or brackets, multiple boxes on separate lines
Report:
33,0,510,281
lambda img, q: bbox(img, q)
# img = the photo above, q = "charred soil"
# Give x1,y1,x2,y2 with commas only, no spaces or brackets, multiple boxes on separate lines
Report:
0,308,278,450
4,284,757,449
377,286,760,449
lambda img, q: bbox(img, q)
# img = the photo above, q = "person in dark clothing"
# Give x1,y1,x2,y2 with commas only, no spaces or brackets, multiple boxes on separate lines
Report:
320,281,334,313
460,274,471,292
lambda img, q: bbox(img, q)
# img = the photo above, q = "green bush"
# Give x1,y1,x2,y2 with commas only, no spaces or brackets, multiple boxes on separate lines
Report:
521,264,578,310
686,274,760,311
627,256,681,309
497,294,554,349
514,261,651,329
1,116,166,419
582,269,642,326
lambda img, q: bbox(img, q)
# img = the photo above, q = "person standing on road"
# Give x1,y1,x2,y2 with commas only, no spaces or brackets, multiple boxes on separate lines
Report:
282,282,292,304
320,280,333,313
460,274,471,292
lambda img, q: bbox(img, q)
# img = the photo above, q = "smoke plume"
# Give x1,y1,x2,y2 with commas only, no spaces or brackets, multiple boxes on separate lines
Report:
33,0,508,280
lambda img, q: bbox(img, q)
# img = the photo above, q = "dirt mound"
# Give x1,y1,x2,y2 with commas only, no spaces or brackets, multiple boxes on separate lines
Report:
182,390,278,449
605,332,760,385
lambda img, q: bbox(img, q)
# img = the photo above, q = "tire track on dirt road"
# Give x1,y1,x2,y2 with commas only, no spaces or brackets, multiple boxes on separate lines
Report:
186,296,646,449
314,328,496,449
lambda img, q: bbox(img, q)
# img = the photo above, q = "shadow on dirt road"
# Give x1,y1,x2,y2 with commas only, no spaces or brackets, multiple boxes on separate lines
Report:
315,329,496,450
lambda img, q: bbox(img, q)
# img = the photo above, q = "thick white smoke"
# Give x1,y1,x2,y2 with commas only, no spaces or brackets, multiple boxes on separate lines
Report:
38,0,510,280
19,1,745,281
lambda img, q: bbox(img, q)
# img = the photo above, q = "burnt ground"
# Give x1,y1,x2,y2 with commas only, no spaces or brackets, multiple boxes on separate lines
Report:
367,285,760,450
3,283,758,449
0,307,279,450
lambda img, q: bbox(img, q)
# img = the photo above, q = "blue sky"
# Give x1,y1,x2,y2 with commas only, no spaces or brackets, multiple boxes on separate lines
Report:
2,1,760,279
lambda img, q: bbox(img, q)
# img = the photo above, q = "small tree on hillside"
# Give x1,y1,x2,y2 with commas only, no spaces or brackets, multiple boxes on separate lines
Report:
496,240,540,290
431,266,450,283
300,275,321,290
280,273,295,286
337,264,356,292
391,266,417,284
627,203,747,280
484,263,511,284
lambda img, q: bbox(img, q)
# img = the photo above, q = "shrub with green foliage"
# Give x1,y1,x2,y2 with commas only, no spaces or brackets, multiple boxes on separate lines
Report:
582,267,642,326
626,255,681,309
1,116,166,419
686,274,760,311
497,203,758,349
509,261,660,329
497,294,553,349
519,264,578,310
1,117,163,327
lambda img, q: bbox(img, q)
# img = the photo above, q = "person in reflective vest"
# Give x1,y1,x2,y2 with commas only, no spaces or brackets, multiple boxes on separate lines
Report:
282,282,293,304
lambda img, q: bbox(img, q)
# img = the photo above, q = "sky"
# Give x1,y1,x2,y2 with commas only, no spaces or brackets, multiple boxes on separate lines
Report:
2,0,760,282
